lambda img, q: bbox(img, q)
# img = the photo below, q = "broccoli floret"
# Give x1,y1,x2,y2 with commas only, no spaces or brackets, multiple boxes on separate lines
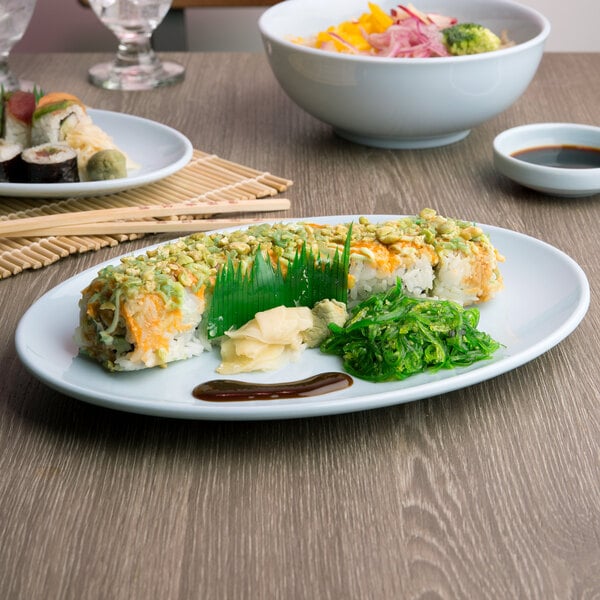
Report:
442,23,502,56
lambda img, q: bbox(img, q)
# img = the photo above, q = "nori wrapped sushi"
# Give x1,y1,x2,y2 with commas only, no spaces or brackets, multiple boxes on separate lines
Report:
21,143,80,183
0,141,25,183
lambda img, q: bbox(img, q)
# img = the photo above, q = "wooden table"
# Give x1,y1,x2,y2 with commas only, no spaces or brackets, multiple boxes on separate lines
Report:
1,52,599,599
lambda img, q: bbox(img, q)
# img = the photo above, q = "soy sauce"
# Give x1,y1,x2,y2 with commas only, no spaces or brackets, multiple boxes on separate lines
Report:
193,372,353,402
511,144,600,169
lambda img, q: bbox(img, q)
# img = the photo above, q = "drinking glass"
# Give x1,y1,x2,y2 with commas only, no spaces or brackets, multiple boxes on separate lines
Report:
0,0,37,92
88,0,184,91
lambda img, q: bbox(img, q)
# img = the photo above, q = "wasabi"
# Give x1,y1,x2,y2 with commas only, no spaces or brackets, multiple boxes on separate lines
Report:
86,148,127,181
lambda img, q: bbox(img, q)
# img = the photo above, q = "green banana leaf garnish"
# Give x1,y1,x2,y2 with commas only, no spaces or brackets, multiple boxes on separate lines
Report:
207,225,352,338
0,83,44,103
320,279,501,382
32,84,45,103
0,84,5,137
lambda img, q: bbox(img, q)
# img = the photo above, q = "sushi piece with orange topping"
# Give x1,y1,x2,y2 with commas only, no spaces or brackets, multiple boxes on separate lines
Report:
31,92,88,146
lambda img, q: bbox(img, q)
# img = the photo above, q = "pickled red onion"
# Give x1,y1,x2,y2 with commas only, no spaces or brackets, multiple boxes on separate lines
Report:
367,17,450,57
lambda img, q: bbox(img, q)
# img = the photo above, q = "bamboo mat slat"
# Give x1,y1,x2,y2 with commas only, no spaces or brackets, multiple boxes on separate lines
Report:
0,150,293,280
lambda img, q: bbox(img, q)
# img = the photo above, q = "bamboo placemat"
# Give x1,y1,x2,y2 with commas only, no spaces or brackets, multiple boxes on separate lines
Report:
0,150,292,279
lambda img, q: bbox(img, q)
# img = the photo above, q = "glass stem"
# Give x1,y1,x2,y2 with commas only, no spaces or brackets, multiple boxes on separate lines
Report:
0,55,10,76
114,33,160,70
0,54,20,91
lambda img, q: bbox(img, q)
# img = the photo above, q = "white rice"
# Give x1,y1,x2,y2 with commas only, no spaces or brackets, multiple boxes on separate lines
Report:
348,253,435,306
432,250,480,306
31,103,88,146
4,115,30,148
115,288,210,371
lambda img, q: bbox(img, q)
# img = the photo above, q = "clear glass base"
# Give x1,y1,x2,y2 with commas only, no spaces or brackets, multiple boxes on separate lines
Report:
88,59,185,91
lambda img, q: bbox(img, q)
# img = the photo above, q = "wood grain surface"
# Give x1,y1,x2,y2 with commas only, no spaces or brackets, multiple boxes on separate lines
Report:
1,52,599,600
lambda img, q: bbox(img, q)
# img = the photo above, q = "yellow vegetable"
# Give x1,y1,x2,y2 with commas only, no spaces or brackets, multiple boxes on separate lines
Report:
316,2,393,53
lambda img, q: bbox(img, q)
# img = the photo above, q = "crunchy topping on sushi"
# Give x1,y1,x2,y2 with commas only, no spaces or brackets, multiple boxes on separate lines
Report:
76,210,504,372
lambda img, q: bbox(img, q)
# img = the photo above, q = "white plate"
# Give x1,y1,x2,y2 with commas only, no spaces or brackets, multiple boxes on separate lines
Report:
0,109,193,198
15,216,590,421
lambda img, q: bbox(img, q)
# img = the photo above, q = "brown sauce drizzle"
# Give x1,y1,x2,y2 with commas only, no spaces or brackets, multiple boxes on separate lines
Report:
193,372,353,402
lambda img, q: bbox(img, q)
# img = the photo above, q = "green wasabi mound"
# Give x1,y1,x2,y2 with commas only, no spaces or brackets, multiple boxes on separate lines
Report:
86,149,127,181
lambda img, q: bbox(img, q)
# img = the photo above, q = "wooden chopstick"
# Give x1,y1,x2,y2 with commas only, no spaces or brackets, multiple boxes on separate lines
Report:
0,198,290,237
3,217,274,238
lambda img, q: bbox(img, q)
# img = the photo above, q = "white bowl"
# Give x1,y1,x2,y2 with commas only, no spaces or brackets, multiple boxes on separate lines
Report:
493,123,600,197
258,0,550,149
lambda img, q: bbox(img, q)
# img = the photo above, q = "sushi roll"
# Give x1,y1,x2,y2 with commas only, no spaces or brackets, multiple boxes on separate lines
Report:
76,210,504,372
21,143,80,183
30,92,88,146
2,90,36,148
31,92,135,180
0,141,25,183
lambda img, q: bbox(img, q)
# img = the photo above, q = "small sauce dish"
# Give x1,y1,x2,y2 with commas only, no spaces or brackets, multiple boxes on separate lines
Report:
493,123,600,198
